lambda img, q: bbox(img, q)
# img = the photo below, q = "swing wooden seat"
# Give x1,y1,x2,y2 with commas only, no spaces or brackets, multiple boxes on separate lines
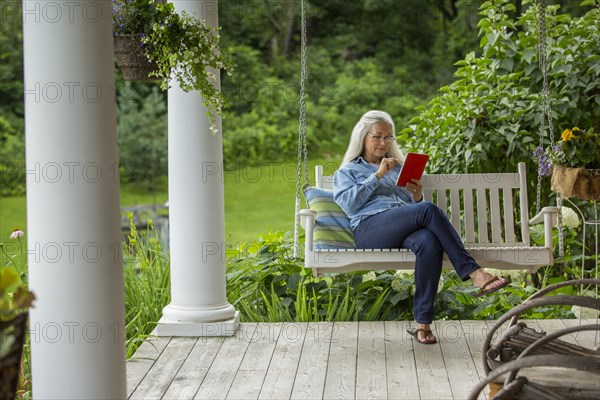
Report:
299,162,560,276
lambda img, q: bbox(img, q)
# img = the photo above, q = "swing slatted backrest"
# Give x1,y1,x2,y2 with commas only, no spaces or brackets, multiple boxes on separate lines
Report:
300,162,559,275
316,163,531,247
421,167,531,247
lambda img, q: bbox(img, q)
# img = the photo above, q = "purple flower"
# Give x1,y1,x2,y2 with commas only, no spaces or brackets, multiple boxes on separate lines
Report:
533,146,552,176
10,229,24,239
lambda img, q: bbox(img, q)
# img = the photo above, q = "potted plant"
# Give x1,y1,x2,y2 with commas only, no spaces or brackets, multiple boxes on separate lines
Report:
112,0,234,133
534,127,600,200
0,230,35,399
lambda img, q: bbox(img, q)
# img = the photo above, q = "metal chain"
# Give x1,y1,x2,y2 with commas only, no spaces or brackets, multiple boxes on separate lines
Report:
535,0,547,213
293,0,309,258
539,0,555,147
535,0,563,255
300,0,309,187
534,0,547,215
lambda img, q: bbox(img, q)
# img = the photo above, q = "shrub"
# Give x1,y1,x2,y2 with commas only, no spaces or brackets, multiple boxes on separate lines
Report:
122,216,170,358
226,230,576,323
398,1,600,176
0,115,25,196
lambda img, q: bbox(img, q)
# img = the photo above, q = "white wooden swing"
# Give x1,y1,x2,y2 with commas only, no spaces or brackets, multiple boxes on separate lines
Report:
292,0,560,276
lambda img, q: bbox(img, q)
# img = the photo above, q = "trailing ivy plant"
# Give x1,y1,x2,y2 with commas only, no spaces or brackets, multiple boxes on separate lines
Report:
113,0,234,133
397,0,600,176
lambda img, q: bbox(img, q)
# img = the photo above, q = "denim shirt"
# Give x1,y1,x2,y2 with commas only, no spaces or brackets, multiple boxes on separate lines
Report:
333,156,414,230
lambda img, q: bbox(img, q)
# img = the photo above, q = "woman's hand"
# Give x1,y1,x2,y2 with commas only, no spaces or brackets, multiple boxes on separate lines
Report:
406,178,423,202
374,158,400,180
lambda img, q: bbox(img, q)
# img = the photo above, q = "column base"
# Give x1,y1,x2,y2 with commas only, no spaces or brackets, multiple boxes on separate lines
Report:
156,311,240,337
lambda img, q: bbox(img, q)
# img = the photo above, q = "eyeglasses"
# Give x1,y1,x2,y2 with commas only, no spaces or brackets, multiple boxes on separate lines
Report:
367,133,395,143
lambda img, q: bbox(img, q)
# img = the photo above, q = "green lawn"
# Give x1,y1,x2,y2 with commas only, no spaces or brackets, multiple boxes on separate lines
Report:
0,196,25,237
0,159,341,246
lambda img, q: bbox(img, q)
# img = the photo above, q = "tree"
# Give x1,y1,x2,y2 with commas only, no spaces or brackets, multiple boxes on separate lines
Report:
117,84,168,199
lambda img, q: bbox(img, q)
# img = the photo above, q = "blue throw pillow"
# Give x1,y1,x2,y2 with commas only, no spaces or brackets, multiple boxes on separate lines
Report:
303,187,356,250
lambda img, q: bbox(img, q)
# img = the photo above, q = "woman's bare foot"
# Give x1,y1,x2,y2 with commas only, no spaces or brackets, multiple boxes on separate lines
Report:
408,323,437,344
469,268,509,296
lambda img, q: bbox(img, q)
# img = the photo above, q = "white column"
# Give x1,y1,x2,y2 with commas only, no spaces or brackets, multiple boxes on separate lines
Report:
23,1,126,398
158,0,239,336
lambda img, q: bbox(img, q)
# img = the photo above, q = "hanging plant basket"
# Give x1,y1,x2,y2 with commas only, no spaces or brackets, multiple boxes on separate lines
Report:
551,165,600,201
0,312,28,399
113,35,159,81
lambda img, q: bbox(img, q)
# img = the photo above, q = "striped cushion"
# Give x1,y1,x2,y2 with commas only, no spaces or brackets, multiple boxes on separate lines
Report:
303,187,356,250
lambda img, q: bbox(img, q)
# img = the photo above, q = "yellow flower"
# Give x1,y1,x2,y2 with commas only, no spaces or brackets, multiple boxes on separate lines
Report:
561,128,574,141
0,267,21,292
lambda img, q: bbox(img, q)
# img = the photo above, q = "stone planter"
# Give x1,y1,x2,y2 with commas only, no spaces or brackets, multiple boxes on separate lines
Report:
113,35,158,81
551,165,600,201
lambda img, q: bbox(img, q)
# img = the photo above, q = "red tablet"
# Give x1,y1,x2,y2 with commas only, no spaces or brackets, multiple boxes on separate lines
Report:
396,153,429,187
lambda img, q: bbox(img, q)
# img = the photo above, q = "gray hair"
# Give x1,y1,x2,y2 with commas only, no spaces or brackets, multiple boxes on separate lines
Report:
340,110,404,166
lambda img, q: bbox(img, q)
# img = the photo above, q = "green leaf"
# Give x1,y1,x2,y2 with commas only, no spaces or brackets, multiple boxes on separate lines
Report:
523,50,536,64
487,32,500,47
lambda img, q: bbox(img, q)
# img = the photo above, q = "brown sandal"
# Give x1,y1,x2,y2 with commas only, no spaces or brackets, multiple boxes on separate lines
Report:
407,328,437,344
473,276,509,297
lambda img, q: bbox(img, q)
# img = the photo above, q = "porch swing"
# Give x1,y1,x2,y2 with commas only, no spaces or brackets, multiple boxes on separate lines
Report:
293,0,560,276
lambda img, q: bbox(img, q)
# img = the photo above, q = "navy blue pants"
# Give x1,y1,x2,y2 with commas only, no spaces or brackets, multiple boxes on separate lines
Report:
353,201,480,324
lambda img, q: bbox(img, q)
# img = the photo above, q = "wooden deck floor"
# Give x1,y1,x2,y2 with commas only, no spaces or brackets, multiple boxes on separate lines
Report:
126,319,599,400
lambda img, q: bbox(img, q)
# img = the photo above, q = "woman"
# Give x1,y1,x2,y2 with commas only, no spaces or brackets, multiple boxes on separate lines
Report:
333,110,508,344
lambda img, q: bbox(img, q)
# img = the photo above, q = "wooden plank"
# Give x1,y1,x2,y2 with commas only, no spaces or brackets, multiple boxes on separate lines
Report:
385,321,420,400
460,320,499,400
323,322,358,400
435,320,482,400
291,322,334,400
411,322,452,399
489,188,502,243
259,323,307,400
560,319,600,350
422,172,520,189
464,188,475,243
227,324,283,399
239,323,282,371
502,188,515,243
355,321,388,400
423,188,433,202
450,188,461,234
227,370,265,400
437,189,448,214
126,336,171,398
194,324,257,400
476,188,489,243
129,337,197,400
161,336,224,400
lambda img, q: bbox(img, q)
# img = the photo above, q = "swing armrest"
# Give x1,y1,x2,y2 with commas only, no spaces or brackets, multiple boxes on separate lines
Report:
298,209,316,230
529,206,560,249
529,206,560,225
298,209,316,253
